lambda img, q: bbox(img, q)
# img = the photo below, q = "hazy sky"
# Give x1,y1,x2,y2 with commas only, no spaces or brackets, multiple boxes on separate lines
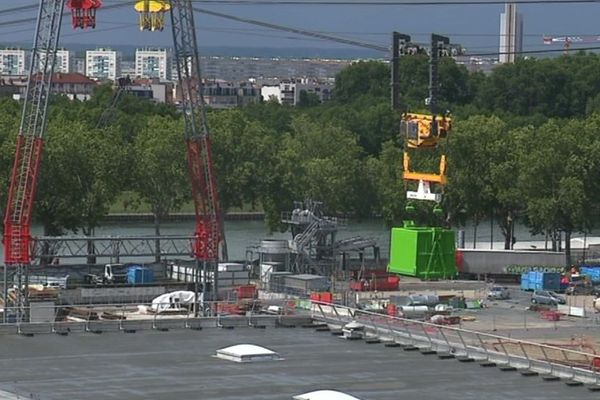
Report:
0,1,597,56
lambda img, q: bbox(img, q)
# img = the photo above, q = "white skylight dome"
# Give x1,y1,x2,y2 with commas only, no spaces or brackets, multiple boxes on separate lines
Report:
215,344,282,363
293,390,362,400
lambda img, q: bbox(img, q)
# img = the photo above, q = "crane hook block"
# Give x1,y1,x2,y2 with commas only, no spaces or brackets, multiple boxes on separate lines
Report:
135,1,171,32
401,112,451,149
66,0,102,30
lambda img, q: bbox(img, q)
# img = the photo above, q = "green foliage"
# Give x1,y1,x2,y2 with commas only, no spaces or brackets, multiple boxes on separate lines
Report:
297,90,321,108
333,60,390,103
131,116,188,221
209,109,276,211
365,141,405,226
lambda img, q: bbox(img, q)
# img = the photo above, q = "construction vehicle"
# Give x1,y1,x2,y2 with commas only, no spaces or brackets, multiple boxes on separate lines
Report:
84,263,128,285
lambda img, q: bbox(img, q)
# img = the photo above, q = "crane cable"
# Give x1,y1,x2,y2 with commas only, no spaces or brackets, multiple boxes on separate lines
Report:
1,2,600,57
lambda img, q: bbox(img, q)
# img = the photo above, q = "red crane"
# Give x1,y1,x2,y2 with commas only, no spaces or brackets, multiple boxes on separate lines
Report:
4,0,68,318
4,0,226,314
169,2,227,264
543,35,600,54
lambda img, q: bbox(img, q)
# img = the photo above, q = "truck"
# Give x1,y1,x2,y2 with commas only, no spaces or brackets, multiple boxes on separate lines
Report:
84,264,128,285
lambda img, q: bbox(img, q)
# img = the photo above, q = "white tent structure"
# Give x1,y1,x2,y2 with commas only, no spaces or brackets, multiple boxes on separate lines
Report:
293,390,362,400
150,290,199,313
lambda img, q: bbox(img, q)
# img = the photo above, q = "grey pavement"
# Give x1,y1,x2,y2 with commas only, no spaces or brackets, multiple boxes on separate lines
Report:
0,327,598,400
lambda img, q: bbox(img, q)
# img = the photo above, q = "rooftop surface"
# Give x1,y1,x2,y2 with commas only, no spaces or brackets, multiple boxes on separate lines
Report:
0,327,597,400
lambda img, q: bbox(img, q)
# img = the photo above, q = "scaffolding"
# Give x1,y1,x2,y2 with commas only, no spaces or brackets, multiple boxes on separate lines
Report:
281,200,379,277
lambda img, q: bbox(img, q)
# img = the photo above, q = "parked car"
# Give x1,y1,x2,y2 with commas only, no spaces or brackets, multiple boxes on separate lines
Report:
531,290,566,305
487,286,510,300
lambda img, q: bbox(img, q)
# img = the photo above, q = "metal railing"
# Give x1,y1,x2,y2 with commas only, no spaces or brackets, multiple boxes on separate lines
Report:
0,299,311,336
31,235,195,261
311,301,600,384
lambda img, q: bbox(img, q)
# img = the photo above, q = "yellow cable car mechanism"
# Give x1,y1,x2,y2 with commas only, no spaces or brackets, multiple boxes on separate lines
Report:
135,0,171,31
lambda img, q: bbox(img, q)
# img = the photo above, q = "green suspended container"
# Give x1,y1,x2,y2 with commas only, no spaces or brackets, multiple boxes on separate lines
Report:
387,222,457,280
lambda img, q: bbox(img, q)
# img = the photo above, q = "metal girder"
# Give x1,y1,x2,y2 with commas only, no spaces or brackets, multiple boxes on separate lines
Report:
31,235,196,260
4,0,66,266
170,1,226,263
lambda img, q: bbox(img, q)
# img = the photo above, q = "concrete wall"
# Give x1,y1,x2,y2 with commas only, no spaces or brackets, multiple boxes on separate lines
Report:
458,249,566,276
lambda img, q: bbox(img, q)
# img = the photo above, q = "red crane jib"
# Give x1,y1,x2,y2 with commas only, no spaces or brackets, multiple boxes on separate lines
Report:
4,136,44,265
186,139,222,261
66,0,102,29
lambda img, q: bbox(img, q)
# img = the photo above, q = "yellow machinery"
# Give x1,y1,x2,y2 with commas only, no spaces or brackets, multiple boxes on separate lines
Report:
401,112,451,203
134,0,171,31
393,34,455,206
401,112,451,149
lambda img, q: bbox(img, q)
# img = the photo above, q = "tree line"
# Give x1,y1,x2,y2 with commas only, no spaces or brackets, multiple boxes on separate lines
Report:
1,52,600,262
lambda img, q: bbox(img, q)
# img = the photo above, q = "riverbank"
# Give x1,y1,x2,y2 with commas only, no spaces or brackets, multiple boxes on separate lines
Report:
102,212,265,223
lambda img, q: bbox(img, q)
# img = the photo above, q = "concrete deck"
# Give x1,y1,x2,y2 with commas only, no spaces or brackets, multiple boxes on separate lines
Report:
0,327,597,400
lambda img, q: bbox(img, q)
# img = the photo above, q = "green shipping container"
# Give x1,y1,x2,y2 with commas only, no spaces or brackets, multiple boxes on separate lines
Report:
387,223,457,280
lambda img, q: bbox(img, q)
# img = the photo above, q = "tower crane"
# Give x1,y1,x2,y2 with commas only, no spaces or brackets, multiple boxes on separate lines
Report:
167,0,229,284
3,0,67,319
4,0,227,318
543,35,600,54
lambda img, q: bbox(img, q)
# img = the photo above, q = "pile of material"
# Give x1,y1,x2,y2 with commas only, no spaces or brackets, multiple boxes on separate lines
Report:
65,307,99,321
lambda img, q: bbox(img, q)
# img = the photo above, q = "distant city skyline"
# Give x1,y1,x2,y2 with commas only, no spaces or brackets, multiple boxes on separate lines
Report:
0,2,597,58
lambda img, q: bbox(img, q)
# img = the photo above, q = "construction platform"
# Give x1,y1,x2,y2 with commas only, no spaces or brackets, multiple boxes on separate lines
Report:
0,327,597,399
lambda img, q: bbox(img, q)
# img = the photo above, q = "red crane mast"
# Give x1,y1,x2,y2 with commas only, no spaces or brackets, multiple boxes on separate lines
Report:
3,0,66,317
169,1,226,264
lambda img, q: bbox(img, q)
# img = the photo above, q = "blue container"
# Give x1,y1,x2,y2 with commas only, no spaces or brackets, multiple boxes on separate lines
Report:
540,272,560,291
520,271,560,291
581,267,600,283
127,266,154,285
520,273,531,290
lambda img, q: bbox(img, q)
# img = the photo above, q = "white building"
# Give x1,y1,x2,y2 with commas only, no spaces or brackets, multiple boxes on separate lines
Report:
499,3,523,64
135,48,170,80
39,49,73,73
0,49,26,76
260,78,333,106
85,48,121,81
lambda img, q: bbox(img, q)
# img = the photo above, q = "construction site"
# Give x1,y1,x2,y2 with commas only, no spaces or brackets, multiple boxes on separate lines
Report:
2,1,600,400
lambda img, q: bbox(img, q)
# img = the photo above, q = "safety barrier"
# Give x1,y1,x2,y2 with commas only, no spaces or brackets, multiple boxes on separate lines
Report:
0,299,311,336
311,302,600,384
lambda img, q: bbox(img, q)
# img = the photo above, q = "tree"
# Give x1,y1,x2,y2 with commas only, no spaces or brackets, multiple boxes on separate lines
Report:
333,60,389,104
35,117,93,237
446,116,506,247
297,90,321,108
209,109,275,211
132,115,188,260
241,99,294,134
0,98,21,234
517,119,592,262
261,115,370,230
365,140,405,226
